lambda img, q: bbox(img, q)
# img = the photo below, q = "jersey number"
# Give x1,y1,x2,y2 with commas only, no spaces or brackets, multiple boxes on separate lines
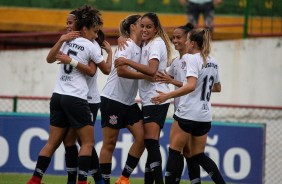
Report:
64,49,78,74
201,75,214,102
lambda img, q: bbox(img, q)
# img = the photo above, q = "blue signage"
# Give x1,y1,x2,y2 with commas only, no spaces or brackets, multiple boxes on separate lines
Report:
0,114,265,183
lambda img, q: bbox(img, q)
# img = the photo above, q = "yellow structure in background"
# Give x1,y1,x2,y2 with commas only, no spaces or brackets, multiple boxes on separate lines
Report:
163,0,170,5
0,7,280,39
137,0,145,4
136,0,170,4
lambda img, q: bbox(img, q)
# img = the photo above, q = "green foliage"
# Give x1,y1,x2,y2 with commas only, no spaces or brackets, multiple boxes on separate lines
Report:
0,0,281,16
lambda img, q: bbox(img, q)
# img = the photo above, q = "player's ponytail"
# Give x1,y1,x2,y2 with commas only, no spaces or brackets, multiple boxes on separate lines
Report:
75,5,102,31
201,29,211,67
176,22,194,35
189,28,211,67
119,14,141,38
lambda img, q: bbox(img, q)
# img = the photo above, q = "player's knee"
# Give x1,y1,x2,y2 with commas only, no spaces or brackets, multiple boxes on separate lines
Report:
103,137,118,152
81,142,94,151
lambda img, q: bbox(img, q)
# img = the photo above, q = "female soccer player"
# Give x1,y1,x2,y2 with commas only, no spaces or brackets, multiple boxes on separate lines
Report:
115,12,172,184
151,28,225,184
27,5,105,184
156,23,202,184
98,14,145,184
61,9,111,184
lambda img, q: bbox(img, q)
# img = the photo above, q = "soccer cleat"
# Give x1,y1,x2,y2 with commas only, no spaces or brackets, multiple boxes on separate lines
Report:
115,176,130,184
26,180,39,184
26,176,41,184
77,181,88,184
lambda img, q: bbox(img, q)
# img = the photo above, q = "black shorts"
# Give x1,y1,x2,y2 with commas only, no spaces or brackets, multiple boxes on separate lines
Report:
173,114,211,136
142,103,170,129
100,97,142,129
89,102,100,125
50,93,93,129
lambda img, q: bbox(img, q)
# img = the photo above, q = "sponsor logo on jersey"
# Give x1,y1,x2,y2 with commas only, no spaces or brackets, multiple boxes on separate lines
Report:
60,75,73,81
181,61,186,69
202,103,209,111
202,62,218,69
143,50,148,58
67,42,84,51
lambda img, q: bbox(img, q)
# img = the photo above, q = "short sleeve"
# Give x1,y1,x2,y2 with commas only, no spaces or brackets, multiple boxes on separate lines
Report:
186,55,199,78
60,42,67,53
115,41,132,59
214,65,220,83
166,58,176,77
90,44,104,64
148,40,164,61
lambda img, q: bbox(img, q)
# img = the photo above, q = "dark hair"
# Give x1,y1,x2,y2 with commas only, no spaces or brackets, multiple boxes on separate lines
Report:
141,12,172,64
119,14,141,37
95,29,105,47
69,10,77,16
142,12,160,28
75,5,103,31
176,22,194,35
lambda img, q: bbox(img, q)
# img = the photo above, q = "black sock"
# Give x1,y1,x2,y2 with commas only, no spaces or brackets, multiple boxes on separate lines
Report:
191,153,226,184
144,139,164,184
144,161,154,184
65,145,78,183
77,156,91,182
89,147,103,182
33,156,51,179
175,154,184,184
186,157,201,184
122,154,140,178
100,163,112,184
165,148,182,184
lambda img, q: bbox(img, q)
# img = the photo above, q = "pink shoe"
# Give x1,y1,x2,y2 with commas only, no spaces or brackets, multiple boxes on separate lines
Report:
27,176,41,184
77,181,88,184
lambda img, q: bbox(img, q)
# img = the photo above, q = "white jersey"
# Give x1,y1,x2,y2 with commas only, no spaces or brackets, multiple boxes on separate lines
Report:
101,40,141,105
86,41,103,104
53,37,103,100
175,53,220,122
166,54,189,109
139,37,171,106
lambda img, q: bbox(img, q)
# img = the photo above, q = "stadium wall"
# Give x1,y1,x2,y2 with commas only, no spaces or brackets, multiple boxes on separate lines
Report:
0,114,265,184
0,37,281,106
1,37,282,183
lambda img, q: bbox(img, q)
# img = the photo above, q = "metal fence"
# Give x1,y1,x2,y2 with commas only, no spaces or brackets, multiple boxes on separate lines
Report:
0,95,282,183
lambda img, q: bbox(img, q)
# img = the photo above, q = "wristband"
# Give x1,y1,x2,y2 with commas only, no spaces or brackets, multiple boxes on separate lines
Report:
70,59,78,68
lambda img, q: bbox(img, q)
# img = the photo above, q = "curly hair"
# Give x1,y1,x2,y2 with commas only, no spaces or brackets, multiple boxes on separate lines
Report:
75,5,103,31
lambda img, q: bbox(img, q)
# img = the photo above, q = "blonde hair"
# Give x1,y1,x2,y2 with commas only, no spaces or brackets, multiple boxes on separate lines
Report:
188,28,211,66
119,14,141,38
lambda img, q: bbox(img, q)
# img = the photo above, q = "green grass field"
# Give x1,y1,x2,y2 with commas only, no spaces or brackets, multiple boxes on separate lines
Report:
0,173,214,184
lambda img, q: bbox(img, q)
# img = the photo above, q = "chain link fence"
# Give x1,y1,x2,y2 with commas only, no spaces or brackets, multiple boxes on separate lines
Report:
0,95,281,183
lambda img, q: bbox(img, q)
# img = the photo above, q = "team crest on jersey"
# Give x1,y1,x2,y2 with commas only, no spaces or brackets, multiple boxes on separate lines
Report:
181,61,186,69
109,115,118,125
143,50,148,58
